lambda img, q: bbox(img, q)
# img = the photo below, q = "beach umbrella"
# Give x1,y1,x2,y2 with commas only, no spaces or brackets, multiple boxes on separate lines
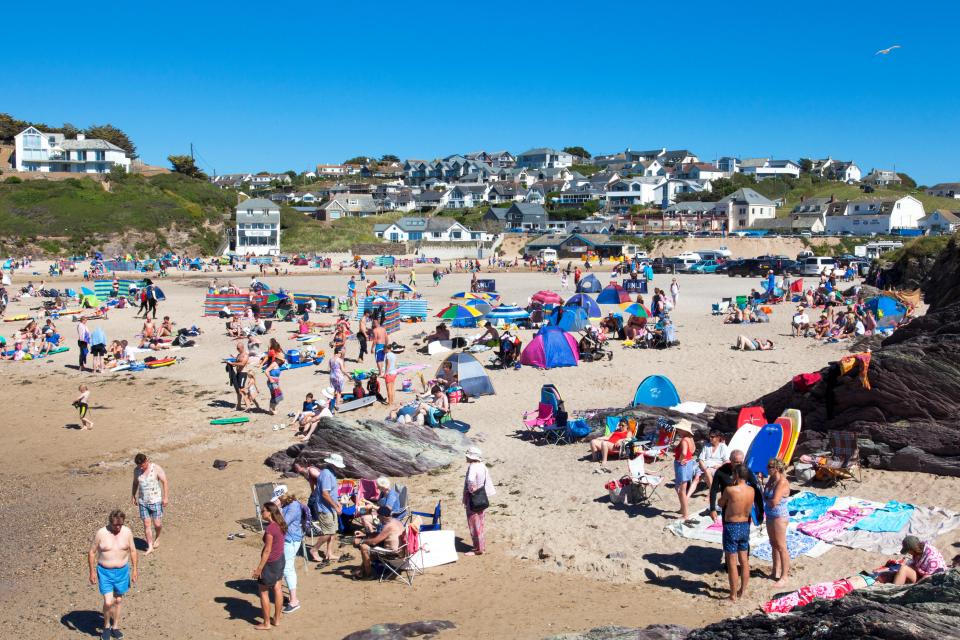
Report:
436,304,483,322
452,291,497,301
486,304,530,326
564,293,602,319
620,301,650,318
532,290,563,305
464,299,493,315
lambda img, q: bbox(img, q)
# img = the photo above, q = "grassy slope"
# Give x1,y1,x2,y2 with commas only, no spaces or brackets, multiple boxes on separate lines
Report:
280,209,405,253
0,173,234,253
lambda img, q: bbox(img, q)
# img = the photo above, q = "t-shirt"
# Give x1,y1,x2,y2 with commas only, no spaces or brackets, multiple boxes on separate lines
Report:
793,313,809,325
378,489,403,518
302,400,320,412
909,542,946,578
123,346,137,362
385,351,398,376
264,521,284,561
281,501,304,543
698,443,729,466
313,468,339,514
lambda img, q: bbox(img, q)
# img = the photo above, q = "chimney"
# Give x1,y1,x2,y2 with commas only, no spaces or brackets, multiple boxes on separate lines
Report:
76,133,86,141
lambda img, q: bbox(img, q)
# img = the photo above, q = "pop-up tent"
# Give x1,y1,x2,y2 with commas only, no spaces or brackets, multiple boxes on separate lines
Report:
565,293,601,319
598,283,630,305
436,352,494,396
520,325,579,369
576,274,603,293
632,374,681,408
549,306,592,332
867,295,908,329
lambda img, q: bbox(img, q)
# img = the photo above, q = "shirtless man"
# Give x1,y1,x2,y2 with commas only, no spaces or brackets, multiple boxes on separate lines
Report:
371,319,388,376
139,317,156,348
718,464,754,602
228,343,250,410
352,506,403,578
89,510,138,640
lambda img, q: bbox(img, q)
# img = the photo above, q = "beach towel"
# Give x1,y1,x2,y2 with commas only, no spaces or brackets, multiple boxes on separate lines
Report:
828,506,960,555
852,501,915,533
665,517,765,546
763,578,855,614
792,372,822,393
751,529,826,562
798,506,875,542
787,492,837,523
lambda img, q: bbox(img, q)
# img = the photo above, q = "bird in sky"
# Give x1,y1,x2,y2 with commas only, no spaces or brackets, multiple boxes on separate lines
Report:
875,45,902,55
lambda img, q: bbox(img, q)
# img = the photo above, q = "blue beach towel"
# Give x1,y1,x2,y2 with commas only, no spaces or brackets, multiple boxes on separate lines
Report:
853,501,915,533
788,492,837,523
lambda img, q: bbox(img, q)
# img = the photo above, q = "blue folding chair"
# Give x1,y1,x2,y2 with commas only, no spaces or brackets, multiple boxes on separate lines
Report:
411,500,442,532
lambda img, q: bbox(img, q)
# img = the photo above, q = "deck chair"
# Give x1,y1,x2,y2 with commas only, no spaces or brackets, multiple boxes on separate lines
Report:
411,500,442,532
637,418,675,466
523,402,562,442
275,307,293,321
393,483,409,521
624,455,663,505
811,431,862,485
712,299,730,316
372,525,423,586
251,482,277,533
603,416,639,459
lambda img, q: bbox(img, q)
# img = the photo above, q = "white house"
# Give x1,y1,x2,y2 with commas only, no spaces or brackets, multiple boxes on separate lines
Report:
714,188,777,231
925,183,960,199
320,194,379,220
515,147,574,169
919,210,960,235
824,196,925,235
373,217,495,243
656,178,712,207
233,198,281,256
446,184,490,208
14,127,131,174
739,158,801,180
861,169,902,187
315,164,351,177
604,177,665,212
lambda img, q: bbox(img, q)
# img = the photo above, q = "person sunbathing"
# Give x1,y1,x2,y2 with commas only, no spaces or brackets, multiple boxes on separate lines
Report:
589,418,632,469
414,385,449,425
158,316,175,338
734,335,774,351
424,323,450,344
724,307,745,324
227,316,244,338
625,315,647,339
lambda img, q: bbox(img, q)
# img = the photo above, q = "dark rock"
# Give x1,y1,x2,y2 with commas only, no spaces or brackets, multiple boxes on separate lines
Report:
265,416,470,478
547,625,690,640
343,620,456,640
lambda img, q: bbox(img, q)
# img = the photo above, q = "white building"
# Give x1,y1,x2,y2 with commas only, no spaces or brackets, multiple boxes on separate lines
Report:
714,188,777,231
925,183,960,199
234,198,281,256
14,126,131,174
604,177,665,212
515,147,574,169
373,217,496,242
824,196,925,235
919,210,960,235
739,158,801,180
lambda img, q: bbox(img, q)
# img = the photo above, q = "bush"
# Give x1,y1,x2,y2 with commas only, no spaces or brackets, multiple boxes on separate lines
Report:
4,176,22,184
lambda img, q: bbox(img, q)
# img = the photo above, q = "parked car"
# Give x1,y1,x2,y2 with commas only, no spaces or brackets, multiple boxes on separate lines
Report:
727,259,768,277
652,257,680,273
691,260,721,274
801,256,837,276
674,256,701,272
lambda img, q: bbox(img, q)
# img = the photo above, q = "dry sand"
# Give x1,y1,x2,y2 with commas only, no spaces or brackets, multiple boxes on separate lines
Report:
1,264,958,639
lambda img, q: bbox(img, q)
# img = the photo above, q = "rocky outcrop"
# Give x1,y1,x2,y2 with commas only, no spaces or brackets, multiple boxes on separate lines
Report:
343,620,456,640
265,417,470,478
712,237,960,476
551,572,960,640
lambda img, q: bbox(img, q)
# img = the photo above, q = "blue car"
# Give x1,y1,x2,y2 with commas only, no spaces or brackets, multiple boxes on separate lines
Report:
691,260,720,274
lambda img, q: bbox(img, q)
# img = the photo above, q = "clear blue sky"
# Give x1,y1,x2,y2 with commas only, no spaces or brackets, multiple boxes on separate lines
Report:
5,2,959,183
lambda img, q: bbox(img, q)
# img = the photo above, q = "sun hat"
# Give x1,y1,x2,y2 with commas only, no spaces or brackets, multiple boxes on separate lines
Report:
465,446,483,462
324,453,346,468
673,419,694,436
375,477,391,490
321,387,335,400
271,484,288,502
900,535,922,554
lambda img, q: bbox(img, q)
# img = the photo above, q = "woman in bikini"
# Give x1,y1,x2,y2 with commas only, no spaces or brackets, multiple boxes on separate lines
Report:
764,458,791,585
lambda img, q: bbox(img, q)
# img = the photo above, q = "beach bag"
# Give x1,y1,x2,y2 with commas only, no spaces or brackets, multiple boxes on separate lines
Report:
566,418,591,439
468,468,490,512
792,372,822,393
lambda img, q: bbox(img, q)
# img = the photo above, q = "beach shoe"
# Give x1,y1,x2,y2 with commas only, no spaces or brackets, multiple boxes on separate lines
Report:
111,630,124,639
227,534,235,541
101,628,112,640
282,603,300,614
315,559,331,569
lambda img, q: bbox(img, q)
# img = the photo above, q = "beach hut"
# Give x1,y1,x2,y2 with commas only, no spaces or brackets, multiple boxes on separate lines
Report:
436,352,495,397
631,375,681,408
520,325,579,369
564,293,601,319
549,306,591,332
597,283,630,305
576,273,603,293
866,295,907,329
486,304,530,326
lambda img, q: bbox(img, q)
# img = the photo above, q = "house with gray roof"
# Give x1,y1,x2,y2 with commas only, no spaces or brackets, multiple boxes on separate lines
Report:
925,183,960,199
919,209,960,235
515,147,573,169
714,188,777,231
862,169,902,187
13,127,132,174
447,184,490,209
319,194,378,220
233,198,281,256
483,202,552,231
374,217,495,243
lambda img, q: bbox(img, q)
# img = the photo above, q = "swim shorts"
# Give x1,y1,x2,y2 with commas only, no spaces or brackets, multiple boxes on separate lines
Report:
138,501,163,520
375,344,386,363
722,521,751,554
97,563,130,596
91,343,106,356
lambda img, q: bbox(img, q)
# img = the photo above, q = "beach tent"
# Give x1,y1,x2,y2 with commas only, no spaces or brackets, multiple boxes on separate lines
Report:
632,375,681,408
564,293,602,319
549,306,592,332
436,352,495,397
866,295,907,329
598,283,631,305
486,304,530,326
576,273,603,293
520,325,579,369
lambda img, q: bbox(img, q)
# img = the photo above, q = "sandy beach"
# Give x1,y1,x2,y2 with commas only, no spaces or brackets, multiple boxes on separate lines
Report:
1,263,958,639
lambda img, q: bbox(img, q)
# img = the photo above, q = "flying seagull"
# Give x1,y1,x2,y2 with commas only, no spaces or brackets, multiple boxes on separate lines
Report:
875,45,901,55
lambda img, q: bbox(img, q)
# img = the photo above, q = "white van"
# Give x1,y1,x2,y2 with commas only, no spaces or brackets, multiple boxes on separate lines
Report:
697,250,727,262
621,245,649,260
675,251,702,261
538,248,558,262
801,256,836,276
674,256,701,272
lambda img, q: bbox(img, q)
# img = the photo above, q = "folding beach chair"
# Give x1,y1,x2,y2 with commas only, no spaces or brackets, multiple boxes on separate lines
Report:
410,500,442,532
523,402,564,443
736,295,748,310
624,455,663,505
637,417,675,467
392,483,409,521
603,416,640,459
811,431,862,486
372,525,424,586
251,482,277,533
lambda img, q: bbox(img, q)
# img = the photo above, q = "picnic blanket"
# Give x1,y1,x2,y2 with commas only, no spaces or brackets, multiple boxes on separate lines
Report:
665,517,766,546
788,491,837,523
751,528,833,562
853,500,915,533
829,506,960,555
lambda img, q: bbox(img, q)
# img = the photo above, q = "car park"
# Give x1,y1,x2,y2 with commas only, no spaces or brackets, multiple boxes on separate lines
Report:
690,260,721,274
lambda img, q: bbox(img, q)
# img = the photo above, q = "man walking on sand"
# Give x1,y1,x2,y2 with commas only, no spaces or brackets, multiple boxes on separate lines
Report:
295,455,344,566
89,509,138,640
131,453,169,555
371,319,388,376
719,464,754,602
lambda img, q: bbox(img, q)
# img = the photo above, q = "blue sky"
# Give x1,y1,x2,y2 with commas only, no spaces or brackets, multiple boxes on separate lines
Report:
5,2,959,183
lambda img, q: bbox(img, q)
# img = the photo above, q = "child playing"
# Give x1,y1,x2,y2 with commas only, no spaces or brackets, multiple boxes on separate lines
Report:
73,384,93,430
265,369,283,416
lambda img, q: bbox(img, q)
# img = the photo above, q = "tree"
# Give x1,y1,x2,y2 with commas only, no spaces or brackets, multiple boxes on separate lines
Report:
85,124,137,157
897,173,917,189
563,146,591,159
167,155,207,179
108,164,129,183
380,154,400,163
799,158,813,173
344,156,370,166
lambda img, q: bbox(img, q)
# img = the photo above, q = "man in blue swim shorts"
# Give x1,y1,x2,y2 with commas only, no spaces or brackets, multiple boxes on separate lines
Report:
372,319,388,376
89,509,139,640
718,464,753,602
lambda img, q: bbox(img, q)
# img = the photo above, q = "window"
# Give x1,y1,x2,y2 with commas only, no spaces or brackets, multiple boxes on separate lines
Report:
23,133,41,148
95,151,105,161
77,151,87,161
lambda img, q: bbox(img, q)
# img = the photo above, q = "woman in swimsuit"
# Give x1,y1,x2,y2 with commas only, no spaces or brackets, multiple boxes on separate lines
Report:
764,458,791,585
589,418,632,469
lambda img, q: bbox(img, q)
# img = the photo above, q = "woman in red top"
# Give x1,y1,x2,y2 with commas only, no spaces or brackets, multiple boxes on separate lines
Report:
252,501,287,630
261,339,286,371
590,418,632,469
673,420,697,521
